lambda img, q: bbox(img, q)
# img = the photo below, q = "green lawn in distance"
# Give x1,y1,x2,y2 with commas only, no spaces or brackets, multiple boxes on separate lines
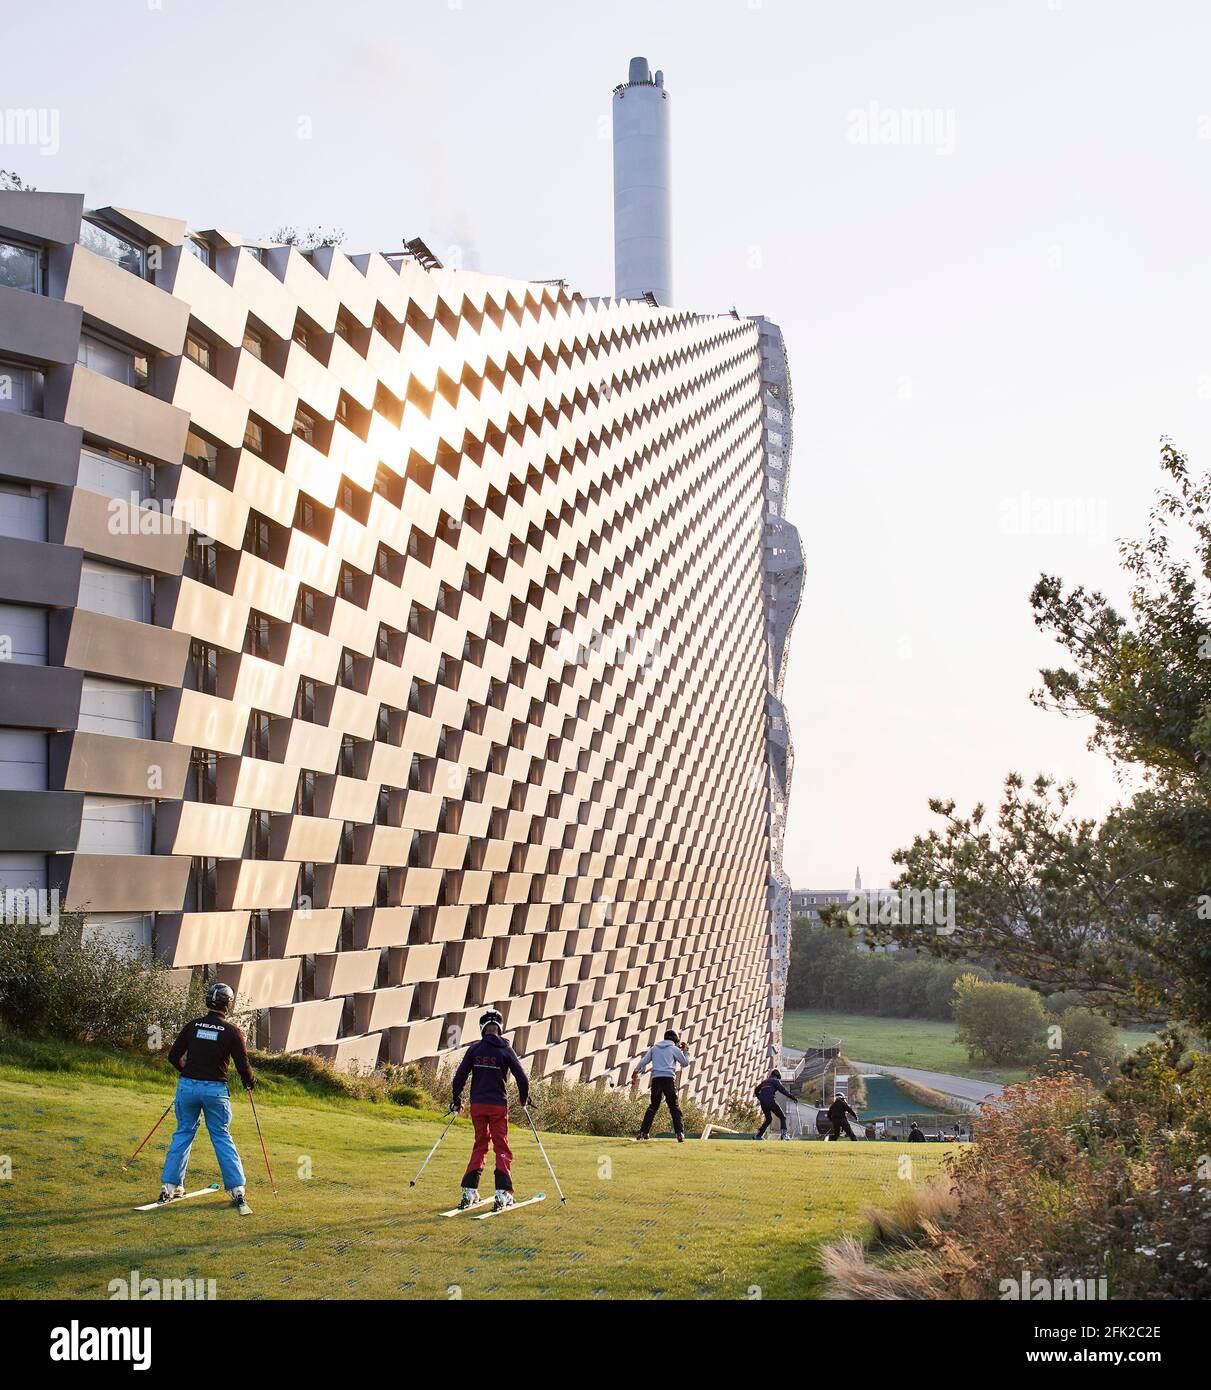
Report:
783,1009,1156,1086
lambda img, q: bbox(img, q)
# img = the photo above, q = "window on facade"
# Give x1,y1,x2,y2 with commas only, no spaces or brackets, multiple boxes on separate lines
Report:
0,362,44,414
339,736,357,777
294,585,318,629
246,710,272,759
184,434,218,479
0,238,40,293
245,513,273,559
242,328,263,360
184,235,211,268
190,640,219,695
185,333,212,373
245,612,272,658
293,408,315,443
250,810,271,859
77,333,138,385
243,418,264,455
79,220,145,277
294,678,317,722
191,750,218,802
188,534,218,587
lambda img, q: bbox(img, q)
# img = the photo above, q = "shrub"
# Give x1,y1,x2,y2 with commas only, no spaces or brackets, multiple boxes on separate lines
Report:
952,974,1046,1064
1102,1029,1211,1168
521,1073,711,1136
721,1093,761,1130
0,920,193,1048
1052,1006,1121,1082
248,1048,434,1109
843,1062,1211,1300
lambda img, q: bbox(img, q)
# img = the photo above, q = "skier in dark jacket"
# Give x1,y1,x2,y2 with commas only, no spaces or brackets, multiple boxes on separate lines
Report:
754,1068,796,1140
451,1009,530,1211
158,982,255,1210
825,1094,859,1142
907,1121,926,1142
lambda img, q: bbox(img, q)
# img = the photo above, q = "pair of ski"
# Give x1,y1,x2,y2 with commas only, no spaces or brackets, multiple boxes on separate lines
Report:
440,1192,546,1220
133,1183,252,1216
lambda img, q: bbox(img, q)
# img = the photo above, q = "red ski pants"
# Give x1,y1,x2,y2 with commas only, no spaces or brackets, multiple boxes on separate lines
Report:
461,1104,513,1190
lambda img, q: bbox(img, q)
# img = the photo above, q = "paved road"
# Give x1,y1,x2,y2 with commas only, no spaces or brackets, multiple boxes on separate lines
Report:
851,1061,1004,1106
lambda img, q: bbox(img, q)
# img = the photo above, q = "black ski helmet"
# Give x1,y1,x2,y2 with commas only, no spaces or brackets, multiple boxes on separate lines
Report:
480,1008,503,1035
206,982,234,1014
771,1068,782,1079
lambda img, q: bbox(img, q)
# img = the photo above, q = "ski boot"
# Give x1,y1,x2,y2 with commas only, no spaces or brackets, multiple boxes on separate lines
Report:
229,1186,251,1215
492,1189,515,1213
456,1187,480,1211
676,1132,686,1144
779,1131,790,1141
156,1183,184,1205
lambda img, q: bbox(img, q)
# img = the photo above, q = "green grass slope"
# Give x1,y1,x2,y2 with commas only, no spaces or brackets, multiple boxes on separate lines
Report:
0,1047,955,1301
783,1009,1156,1086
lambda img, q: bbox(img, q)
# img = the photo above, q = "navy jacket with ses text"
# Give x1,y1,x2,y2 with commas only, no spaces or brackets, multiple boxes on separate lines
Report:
452,1033,530,1108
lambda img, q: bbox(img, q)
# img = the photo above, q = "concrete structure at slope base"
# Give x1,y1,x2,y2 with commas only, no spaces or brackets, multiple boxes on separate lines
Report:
0,189,800,1108
612,56,673,306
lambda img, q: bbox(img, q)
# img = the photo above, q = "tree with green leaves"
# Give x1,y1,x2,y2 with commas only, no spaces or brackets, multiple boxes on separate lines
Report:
952,974,1046,1065
886,443,1211,1034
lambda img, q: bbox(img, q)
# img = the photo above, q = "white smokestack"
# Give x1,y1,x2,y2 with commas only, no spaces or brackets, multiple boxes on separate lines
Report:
612,55,672,305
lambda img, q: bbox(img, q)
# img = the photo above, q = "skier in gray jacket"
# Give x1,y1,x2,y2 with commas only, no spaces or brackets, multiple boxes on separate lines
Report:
632,1029,690,1142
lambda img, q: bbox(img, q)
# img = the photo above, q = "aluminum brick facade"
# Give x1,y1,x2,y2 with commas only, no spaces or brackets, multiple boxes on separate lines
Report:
0,193,800,1110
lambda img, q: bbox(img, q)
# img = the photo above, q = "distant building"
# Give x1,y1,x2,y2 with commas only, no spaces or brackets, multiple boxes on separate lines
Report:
791,870,898,950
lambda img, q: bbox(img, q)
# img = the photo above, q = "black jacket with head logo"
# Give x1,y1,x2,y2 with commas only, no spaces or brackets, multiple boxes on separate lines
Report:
167,1011,254,1087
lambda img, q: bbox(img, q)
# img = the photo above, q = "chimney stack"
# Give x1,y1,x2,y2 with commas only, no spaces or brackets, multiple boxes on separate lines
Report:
612,55,672,306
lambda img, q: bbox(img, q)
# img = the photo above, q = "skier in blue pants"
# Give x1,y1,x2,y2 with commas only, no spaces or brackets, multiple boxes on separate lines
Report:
157,982,256,1211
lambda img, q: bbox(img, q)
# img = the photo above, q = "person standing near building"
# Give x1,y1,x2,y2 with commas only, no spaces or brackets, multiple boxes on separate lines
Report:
632,1029,690,1142
753,1068,796,1140
451,1009,530,1212
157,982,254,1211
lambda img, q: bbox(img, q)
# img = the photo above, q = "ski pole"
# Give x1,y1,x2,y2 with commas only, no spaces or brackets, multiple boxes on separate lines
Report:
122,1097,175,1169
246,1087,277,1197
522,1104,566,1205
409,1108,459,1188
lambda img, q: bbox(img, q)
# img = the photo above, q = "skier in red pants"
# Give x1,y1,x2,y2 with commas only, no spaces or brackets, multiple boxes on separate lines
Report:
451,1009,530,1212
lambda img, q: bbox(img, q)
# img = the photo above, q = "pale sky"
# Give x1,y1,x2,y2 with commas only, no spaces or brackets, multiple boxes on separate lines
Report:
7,0,1209,887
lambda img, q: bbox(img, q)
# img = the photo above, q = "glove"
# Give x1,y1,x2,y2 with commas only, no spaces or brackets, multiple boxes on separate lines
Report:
450,1100,462,1114
244,1076,256,1091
